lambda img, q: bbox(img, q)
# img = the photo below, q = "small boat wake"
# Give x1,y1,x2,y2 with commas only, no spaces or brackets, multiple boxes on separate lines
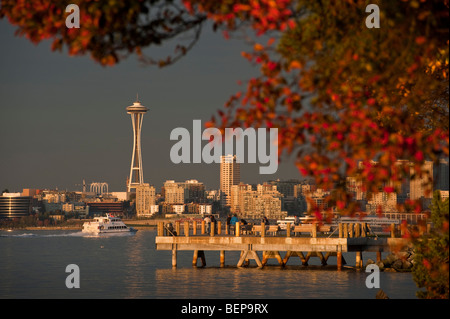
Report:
0,232,39,238
0,230,136,238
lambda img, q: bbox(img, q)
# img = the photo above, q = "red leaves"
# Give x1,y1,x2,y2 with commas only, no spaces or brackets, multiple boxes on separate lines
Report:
190,0,449,222
414,151,424,162
186,0,294,35
3,0,447,221
415,36,426,45
367,98,376,106
233,4,251,12
383,186,395,193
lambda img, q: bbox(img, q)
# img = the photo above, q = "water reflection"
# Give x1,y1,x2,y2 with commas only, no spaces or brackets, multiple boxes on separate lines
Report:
0,229,418,299
155,266,357,299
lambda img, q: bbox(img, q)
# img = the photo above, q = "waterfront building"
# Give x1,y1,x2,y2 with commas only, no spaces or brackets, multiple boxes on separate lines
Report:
410,160,433,200
220,154,240,207
346,176,366,201
268,179,302,197
85,200,126,217
230,183,252,213
178,179,206,202
206,189,221,202
438,190,449,201
0,193,32,219
186,203,212,215
61,202,89,216
136,183,157,217
161,180,206,204
161,203,185,214
43,202,62,212
43,192,66,203
22,188,40,197
293,183,315,198
163,180,188,204
304,188,330,212
110,192,128,201
366,192,397,214
230,183,285,220
436,158,449,190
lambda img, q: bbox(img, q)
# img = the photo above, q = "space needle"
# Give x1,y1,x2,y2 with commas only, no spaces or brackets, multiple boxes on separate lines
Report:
126,95,148,193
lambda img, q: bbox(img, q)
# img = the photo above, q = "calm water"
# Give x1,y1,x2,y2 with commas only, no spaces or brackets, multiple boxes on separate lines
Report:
0,229,419,299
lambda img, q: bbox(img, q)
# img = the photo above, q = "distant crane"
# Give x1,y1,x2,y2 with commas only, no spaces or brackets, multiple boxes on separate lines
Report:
74,179,87,193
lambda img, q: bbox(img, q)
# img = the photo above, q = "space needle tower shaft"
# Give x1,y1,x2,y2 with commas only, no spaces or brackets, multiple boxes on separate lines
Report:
126,95,148,192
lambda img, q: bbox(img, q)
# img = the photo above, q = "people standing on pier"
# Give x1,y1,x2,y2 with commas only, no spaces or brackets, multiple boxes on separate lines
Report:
204,215,211,234
240,218,250,234
262,216,270,225
226,214,232,234
166,223,177,236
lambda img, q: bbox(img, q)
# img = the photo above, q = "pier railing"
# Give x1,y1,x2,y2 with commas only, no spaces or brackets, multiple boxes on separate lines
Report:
156,220,418,238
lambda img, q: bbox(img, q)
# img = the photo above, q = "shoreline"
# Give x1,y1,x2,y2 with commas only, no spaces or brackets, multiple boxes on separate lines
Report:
1,226,82,230
0,225,157,231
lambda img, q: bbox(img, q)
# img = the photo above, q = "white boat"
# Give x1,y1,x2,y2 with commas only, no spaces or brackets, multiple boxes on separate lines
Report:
276,216,297,230
82,214,137,234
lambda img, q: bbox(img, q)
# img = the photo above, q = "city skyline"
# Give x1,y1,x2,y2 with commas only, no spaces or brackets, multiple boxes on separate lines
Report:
0,20,301,194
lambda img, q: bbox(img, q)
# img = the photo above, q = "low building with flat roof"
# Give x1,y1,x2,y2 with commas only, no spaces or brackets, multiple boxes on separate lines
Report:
0,193,32,219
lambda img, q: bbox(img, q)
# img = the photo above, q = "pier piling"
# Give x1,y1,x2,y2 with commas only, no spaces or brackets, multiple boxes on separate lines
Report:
193,250,206,267
172,249,177,268
220,250,225,267
193,221,197,235
184,222,189,237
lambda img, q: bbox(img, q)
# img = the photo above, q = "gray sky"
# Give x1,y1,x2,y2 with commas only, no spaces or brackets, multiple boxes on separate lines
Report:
0,20,301,193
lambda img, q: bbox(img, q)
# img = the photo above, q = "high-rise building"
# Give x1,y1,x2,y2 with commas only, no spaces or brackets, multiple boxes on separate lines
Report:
220,155,240,207
230,183,285,219
304,188,330,212
410,160,433,200
126,96,149,193
268,179,301,197
230,183,252,213
366,192,397,214
136,183,157,217
163,180,188,204
177,179,206,203
437,158,449,191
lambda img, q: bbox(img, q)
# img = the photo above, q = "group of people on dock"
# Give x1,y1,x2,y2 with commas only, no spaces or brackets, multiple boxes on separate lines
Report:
201,214,273,235
167,214,301,237
221,214,272,235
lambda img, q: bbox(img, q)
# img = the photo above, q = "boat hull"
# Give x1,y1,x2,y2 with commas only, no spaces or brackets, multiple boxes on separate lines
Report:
82,227,137,234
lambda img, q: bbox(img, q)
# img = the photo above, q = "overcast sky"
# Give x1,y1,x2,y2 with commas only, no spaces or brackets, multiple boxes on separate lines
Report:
0,19,301,193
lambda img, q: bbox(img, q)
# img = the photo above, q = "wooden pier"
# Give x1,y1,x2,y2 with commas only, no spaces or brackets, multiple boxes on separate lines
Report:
155,221,411,270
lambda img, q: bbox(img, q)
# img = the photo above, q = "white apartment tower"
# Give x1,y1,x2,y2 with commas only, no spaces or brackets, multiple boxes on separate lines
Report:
220,155,240,207
136,183,157,217
410,160,433,200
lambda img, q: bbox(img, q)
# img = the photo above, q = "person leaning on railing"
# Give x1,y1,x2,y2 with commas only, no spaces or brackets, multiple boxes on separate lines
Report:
230,214,239,234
